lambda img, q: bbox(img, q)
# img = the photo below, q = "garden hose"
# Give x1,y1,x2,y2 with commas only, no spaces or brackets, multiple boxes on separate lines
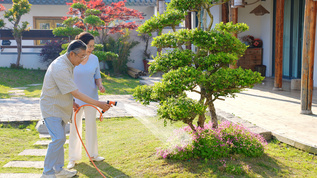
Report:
74,101,116,178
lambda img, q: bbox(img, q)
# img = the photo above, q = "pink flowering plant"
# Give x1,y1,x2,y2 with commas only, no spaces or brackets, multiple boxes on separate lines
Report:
156,121,267,160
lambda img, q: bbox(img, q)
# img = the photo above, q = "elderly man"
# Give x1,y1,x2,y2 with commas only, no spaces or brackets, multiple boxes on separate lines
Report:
40,40,111,178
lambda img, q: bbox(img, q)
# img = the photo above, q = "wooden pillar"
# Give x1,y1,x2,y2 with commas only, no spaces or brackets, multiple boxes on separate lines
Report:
222,3,229,23
229,4,238,69
273,0,285,91
301,0,317,114
157,0,165,53
230,8,238,37
185,12,192,50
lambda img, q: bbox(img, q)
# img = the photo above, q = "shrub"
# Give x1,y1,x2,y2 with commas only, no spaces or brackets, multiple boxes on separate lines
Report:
40,40,66,66
156,121,267,160
104,29,139,74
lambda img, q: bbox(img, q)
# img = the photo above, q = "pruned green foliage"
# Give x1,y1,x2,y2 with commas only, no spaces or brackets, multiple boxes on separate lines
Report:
158,96,207,126
167,0,231,12
53,27,84,38
152,27,248,55
149,49,195,73
137,9,186,36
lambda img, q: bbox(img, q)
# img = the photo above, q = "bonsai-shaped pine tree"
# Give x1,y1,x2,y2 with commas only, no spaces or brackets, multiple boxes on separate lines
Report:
1,0,31,68
133,0,264,131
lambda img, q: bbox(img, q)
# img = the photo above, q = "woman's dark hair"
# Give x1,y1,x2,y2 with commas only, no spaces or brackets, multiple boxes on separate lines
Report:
75,32,94,45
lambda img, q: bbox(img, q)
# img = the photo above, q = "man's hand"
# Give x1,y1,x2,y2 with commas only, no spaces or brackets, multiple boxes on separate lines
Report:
98,101,111,112
73,101,80,112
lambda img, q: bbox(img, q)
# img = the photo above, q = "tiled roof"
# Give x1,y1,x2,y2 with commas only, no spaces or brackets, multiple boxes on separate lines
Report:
1,0,157,6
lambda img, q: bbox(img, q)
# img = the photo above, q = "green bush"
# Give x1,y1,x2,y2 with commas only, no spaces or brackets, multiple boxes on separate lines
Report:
40,40,67,66
156,121,267,160
103,29,139,74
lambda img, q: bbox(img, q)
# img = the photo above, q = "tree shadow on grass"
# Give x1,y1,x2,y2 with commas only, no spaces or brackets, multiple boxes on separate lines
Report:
75,161,130,178
163,153,287,177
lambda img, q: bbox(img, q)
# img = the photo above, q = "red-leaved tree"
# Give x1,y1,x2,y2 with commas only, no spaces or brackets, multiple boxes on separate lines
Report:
65,0,144,43
0,2,5,28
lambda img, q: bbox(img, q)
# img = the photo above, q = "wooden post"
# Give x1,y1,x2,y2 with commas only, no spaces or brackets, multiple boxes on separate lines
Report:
229,4,238,68
273,0,285,91
185,12,192,50
301,0,317,114
222,3,229,23
230,8,238,37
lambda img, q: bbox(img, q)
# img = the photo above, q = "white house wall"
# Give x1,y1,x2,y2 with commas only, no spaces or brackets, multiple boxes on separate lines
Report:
126,6,156,71
237,1,273,77
209,4,222,29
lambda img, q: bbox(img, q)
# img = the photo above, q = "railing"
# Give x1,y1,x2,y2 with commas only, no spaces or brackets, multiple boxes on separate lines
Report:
0,45,45,54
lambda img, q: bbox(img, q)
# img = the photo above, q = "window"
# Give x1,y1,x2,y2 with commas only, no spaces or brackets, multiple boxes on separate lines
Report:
33,17,64,45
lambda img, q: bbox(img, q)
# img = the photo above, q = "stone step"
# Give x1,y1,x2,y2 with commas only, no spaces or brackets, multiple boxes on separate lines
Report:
0,173,41,178
36,121,71,134
8,93,25,96
18,149,47,156
3,161,44,169
27,84,42,87
8,90,25,93
39,133,69,138
34,140,69,146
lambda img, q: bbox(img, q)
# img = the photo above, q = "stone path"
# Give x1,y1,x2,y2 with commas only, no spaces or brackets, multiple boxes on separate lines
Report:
1,133,69,178
0,84,42,122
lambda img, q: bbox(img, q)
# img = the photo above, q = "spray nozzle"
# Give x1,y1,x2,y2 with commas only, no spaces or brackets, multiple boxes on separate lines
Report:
102,100,117,114
107,100,117,106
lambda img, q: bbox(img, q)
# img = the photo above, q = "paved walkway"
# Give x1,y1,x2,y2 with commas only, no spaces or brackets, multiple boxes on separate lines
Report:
0,95,158,122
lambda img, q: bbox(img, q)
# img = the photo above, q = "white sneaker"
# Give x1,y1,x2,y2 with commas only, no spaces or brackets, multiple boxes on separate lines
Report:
67,161,75,169
41,174,56,178
92,156,105,162
55,169,77,178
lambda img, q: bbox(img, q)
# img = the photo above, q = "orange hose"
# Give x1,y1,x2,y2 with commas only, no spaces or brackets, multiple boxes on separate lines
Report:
74,104,106,178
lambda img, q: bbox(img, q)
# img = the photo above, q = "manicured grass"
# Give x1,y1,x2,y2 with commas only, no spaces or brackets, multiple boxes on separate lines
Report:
0,68,141,98
0,68,46,98
1,118,317,177
99,75,141,95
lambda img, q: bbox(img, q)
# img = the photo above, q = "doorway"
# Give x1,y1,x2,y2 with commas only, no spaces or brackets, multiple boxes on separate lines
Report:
282,0,305,79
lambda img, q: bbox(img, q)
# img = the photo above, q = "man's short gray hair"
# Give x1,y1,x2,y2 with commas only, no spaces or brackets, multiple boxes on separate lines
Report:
66,40,87,55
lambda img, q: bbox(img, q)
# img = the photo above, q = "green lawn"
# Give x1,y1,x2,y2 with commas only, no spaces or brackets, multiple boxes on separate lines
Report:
1,118,317,177
0,68,141,98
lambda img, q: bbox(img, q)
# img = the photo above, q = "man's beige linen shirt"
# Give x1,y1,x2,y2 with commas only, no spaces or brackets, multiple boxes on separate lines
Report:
40,54,78,123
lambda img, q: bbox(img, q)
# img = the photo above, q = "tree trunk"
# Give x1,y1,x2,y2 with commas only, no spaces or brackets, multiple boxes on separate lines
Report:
187,120,196,132
208,102,218,128
15,37,22,68
197,114,206,128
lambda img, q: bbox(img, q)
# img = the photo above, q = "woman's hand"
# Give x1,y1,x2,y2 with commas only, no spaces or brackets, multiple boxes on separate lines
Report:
96,78,105,93
98,84,105,93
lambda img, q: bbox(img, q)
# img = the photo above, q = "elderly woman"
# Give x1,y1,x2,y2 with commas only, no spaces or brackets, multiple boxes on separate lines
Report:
68,32,106,169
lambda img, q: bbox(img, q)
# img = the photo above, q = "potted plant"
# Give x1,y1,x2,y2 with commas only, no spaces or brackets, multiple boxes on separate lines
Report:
140,33,152,73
